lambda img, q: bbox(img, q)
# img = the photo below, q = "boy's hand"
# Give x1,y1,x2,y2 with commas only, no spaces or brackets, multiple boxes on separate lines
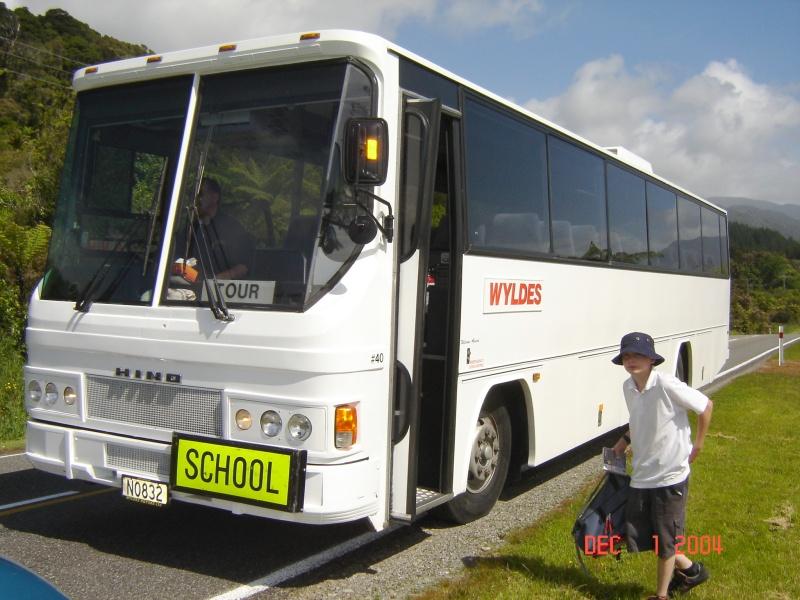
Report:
612,439,627,458
689,446,701,463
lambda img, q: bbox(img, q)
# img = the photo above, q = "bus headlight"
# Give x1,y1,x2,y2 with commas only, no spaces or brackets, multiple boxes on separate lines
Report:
63,386,77,406
235,409,252,430
287,414,312,442
44,383,59,405
260,410,282,437
28,381,42,403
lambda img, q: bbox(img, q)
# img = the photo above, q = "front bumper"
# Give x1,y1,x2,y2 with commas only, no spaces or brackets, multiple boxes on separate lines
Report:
26,420,378,524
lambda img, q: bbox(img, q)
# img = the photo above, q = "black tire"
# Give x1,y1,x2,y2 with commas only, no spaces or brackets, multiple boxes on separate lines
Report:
437,401,512,524
676,349,687,383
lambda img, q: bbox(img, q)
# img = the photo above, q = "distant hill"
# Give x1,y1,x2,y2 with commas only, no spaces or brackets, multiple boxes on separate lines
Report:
0,4,149,195
709,197,800,242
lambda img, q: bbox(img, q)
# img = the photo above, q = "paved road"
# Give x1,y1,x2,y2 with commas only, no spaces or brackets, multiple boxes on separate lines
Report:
1,334,795,599
723,332,798,372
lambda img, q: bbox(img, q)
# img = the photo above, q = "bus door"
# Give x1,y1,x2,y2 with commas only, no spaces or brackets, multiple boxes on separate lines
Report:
390,98,460,521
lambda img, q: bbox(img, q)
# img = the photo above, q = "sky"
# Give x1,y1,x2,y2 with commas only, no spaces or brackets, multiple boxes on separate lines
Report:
8,0,800,205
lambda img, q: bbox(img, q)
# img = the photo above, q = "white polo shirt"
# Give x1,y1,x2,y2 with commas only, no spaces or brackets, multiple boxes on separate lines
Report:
624,370,709,489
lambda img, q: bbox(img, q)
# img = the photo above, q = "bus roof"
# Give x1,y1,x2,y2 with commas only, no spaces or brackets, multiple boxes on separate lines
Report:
73,29,724,215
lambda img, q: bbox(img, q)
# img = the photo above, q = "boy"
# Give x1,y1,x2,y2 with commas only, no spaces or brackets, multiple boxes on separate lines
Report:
611,332,713,599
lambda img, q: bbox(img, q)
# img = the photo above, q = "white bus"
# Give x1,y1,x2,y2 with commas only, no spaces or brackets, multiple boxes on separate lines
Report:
24,31,729,530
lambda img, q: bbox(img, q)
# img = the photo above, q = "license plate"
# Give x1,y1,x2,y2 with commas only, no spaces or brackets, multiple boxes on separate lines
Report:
121,475,169,506
170,434,307,512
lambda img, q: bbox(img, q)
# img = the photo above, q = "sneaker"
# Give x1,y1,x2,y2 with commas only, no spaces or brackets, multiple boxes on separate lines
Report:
668,561,710,595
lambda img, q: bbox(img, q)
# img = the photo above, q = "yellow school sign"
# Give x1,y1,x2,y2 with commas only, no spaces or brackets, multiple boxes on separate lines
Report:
171,434,306,511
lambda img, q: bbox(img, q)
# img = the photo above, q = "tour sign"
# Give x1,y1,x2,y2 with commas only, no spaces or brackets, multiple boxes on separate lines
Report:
200,279,276,305
170,434,306,512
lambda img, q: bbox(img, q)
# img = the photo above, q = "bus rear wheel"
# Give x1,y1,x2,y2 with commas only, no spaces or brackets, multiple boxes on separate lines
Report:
438,401,511,524
676,348,688,383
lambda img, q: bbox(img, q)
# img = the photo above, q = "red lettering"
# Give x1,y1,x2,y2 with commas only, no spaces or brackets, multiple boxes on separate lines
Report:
502,282,512,304
584,535,619,556
487,281,543,307
676,535,688,555
516,283,528,305
610,535,622,555
489,282,502,305
584,536,595,555
597,535,611,555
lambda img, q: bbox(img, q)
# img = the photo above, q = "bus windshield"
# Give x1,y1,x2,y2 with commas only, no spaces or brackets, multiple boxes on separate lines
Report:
165,62,373,311
41,62,373,312
41,76,193,306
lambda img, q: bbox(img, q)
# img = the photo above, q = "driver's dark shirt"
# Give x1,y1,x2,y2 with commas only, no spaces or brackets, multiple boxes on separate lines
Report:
176,211,253,275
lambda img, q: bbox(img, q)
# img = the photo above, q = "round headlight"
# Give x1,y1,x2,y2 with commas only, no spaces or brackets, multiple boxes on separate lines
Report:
63,386,77,406
235,409,252,430
287,414,312,442
260,410,282,437
28,381,42,403
44,383,59,405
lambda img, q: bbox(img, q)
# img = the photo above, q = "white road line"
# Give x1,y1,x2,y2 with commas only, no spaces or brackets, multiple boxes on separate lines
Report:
716,336,800,379
0,452,25,459
0,491,78,512
208,526,399,600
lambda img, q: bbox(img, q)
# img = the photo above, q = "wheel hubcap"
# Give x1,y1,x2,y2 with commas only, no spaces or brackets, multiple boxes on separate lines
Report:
467,415,500,493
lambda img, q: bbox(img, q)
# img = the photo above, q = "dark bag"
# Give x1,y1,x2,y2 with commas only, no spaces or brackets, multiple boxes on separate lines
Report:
572,472,630,573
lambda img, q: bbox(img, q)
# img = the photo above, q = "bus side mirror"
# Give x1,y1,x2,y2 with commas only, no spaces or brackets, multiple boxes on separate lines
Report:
344,118,389,186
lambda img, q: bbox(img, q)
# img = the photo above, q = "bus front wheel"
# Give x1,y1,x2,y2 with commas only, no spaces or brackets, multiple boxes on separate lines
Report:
438,401,511,524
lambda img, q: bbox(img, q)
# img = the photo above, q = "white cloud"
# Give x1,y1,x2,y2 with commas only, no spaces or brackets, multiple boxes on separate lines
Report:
525,56,800,203
8,0,556,51
440,0,546,37
7,0,436,51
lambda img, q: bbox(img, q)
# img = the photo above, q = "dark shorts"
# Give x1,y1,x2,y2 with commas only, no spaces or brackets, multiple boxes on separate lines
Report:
624,478,688,558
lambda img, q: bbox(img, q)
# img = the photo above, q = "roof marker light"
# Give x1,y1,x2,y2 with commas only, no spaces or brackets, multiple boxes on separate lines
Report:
219,44,237,52
85,66,98,74
299,32,320,41
146,55,162,64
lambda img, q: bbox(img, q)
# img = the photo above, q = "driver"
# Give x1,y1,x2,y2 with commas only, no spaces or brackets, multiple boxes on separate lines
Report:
175,177,253,282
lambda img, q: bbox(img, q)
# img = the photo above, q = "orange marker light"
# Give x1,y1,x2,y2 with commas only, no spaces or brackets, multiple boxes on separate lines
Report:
335,404,358,448
300,32,321,41
366,138,379,161
219,43,237,52
146,55,162,63
85,66,98,74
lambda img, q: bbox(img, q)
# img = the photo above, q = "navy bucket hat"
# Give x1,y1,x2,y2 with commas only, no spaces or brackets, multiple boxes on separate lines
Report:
611,332,665,366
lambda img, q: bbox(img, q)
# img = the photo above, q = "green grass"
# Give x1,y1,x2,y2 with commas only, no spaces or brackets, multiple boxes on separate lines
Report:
0,338,26,443
419,342,800,600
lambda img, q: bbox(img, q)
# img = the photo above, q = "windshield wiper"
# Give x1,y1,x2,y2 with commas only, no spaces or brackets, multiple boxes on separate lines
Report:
74,217,144,313
188,211,234,322
179,124,233,322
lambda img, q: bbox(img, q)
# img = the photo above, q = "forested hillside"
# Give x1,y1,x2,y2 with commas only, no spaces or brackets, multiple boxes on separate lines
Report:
0,4,148,439
0,3,149,343
729,223,800,333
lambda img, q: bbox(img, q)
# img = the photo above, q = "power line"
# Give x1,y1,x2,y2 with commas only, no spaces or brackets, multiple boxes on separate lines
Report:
0,33,87,67
1,49,74,75
1,67,73,90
